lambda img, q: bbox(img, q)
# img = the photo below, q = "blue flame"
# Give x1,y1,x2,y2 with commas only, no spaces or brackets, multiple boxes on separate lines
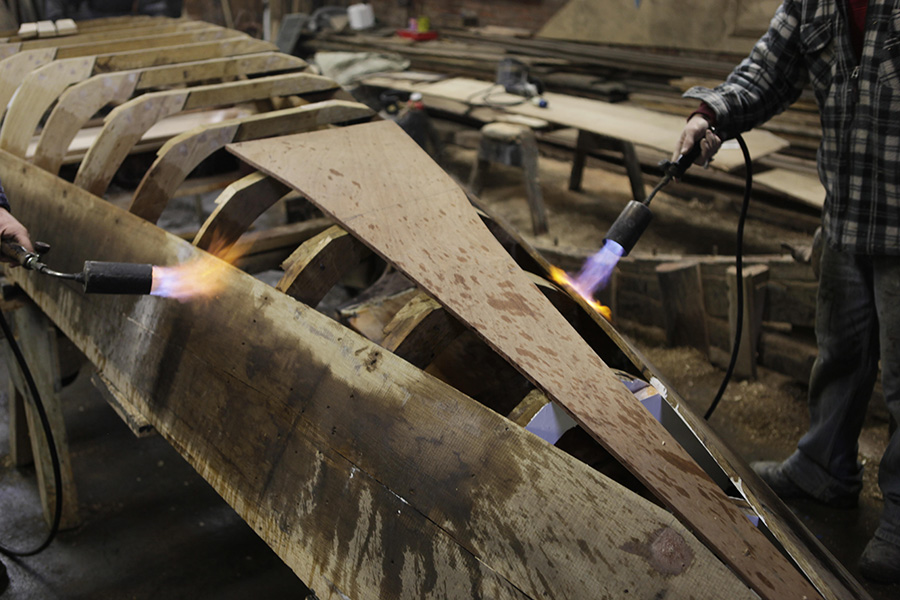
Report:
570,240,625,299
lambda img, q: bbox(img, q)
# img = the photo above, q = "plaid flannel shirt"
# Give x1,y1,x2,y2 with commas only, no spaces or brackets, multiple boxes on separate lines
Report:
685,0,900,255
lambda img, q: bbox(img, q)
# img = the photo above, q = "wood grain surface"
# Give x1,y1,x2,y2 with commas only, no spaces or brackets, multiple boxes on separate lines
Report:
228,120,821,600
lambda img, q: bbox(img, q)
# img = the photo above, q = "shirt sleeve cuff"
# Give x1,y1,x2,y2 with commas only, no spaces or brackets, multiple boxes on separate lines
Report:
689,102,718,127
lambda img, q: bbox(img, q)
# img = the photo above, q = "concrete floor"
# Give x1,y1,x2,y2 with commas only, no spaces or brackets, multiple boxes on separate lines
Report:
0,358,314,599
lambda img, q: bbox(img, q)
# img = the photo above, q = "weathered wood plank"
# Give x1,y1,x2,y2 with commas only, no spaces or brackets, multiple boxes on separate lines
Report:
28,52,307,170
73,74,340,197
0,26,241,61
1,148,756,600
128,100,373,224
228,120,821,600
4,19,207,49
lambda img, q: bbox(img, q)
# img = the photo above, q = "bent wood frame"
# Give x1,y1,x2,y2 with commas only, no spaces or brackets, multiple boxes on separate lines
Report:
30,52,307,173
0,150,757,600
0,37,276,125
72,73,342,196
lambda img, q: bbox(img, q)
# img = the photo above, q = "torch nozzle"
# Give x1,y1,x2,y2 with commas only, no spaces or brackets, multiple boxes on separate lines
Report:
2,241,155,295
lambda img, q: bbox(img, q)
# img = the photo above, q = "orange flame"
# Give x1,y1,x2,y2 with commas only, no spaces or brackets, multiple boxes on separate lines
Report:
548,265,612,320
150,236,246,303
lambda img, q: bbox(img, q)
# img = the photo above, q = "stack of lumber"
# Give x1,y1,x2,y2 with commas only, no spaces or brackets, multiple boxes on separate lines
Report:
304,28,825,209
0,15,871,600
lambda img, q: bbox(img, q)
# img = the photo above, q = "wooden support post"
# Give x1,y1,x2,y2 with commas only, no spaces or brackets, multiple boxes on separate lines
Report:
381,293,465,368
3,301,80,529
7,380,33,467
656,260,710,357
726,264,769,379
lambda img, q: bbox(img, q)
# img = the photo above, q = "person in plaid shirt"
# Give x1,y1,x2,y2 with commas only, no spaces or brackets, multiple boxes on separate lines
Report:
676,0,900,583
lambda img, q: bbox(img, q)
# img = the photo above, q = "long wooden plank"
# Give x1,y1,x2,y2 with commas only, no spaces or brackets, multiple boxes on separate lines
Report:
416,76,788,171
15,52,305,167
0,19,207,50
0,149,756,600
72,74,339,196
229,120,821,600
0,26,240,61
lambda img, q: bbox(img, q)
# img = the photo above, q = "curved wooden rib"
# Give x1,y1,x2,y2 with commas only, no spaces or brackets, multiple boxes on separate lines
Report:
0,37,274,136
33,52,306,172
127,100,373,224
194,172,291,251
0,49,59,118
0,57,97,155
381,292,465,368
229,120,821,600
276,225,372,306
74,73,339,196
0,25,235,61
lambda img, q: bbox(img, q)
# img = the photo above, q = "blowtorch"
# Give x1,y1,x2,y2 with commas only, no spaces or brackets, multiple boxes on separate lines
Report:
1,240,155,295
604,132,707,256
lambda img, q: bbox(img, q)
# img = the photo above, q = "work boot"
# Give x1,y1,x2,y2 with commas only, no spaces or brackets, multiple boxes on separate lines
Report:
858,536,900,584
751,460,858,509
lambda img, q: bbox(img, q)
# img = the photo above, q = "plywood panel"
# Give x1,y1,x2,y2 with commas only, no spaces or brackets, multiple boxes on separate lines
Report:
228,120,820,600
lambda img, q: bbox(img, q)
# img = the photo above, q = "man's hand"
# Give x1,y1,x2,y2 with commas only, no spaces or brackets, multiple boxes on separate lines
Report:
0,210,33,265
676,114,722,167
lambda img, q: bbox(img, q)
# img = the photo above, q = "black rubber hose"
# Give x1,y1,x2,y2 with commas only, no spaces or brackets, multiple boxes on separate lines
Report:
0,308,63,556
705,132,752,420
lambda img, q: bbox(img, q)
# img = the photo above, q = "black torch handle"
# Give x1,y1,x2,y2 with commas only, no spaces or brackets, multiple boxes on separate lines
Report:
81,261,154,295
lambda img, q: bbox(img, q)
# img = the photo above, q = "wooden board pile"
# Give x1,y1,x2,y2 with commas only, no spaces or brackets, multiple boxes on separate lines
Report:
0,15,872,600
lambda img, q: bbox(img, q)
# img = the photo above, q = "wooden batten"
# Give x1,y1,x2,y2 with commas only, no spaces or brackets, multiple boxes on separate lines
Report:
0,148,760,599
0,26,240,61
5,19,207,50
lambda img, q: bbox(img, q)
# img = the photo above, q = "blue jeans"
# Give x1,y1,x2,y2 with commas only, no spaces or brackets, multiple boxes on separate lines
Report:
782,241,900,546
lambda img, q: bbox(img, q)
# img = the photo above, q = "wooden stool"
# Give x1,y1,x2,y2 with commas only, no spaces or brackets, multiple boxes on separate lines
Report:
468,122,548,235
569,130,646,203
